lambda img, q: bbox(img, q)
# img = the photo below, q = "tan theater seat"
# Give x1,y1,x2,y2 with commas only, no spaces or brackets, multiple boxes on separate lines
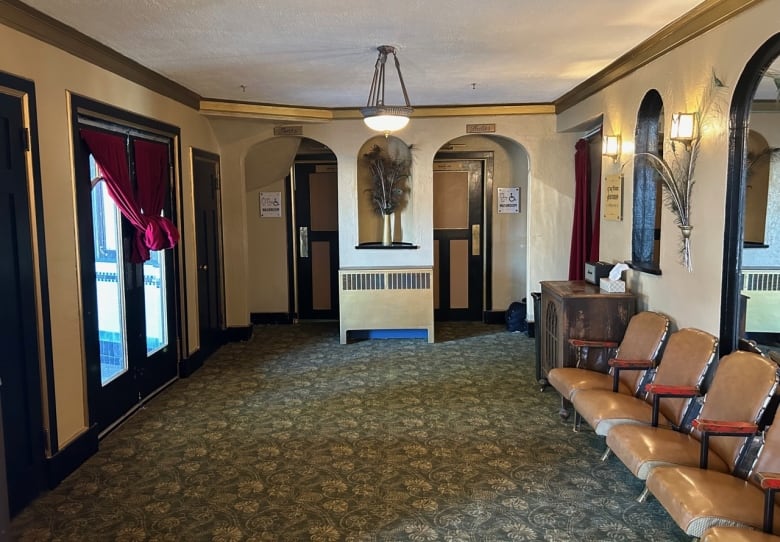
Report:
570,328,717,436
547,311,669,420
647,378,780,538
606,351,779,501
702,527,780,542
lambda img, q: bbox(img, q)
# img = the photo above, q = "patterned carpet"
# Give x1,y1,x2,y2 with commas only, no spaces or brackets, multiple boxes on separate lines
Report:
11,322,688,541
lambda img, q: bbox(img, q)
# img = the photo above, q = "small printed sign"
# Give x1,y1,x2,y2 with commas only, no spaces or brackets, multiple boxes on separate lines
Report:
273,125,303,136
466,123,496,134
603,174,623,221
260,192,282,218
497,187,520,214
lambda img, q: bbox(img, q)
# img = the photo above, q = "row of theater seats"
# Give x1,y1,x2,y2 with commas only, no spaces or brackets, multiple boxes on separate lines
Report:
547,311,780,540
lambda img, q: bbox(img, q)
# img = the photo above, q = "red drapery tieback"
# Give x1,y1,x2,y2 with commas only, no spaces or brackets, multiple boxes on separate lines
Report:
80,129,179,263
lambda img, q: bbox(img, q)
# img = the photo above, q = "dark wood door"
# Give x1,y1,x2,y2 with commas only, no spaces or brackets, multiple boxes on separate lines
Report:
432,159,484,320
0,91,46,515
193,150,223,355
294,161,339,320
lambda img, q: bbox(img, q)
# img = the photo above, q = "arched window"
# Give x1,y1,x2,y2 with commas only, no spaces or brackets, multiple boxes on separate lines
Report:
631,90,664,273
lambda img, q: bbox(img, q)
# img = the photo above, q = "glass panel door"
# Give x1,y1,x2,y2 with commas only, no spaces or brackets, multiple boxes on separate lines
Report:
89,158,128,386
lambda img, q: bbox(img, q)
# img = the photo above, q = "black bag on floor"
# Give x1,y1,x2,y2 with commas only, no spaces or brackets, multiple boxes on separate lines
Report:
506,299,527,332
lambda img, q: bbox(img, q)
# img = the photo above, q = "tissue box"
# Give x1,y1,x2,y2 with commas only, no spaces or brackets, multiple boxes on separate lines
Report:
600,278,626,293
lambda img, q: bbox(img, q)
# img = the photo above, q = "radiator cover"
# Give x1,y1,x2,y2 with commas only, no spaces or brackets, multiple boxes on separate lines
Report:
338,268,434,343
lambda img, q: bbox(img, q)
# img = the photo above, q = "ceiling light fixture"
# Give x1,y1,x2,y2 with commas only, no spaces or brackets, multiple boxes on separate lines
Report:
361,45,413,136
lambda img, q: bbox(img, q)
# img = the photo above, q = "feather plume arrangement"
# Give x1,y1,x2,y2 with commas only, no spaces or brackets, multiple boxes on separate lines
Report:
363,144,411,215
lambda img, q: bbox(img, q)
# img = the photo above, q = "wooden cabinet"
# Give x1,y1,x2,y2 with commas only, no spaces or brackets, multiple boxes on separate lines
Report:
539,280,636,385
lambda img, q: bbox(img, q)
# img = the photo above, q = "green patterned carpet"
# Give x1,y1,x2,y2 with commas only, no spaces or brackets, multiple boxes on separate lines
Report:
11,322,688,541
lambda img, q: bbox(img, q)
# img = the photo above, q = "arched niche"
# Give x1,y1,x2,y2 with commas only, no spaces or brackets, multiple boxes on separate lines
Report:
356,135,413,246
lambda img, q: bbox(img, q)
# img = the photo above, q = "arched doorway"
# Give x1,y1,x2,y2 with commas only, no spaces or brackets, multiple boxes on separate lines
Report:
433,135,528,321
721,33,780,354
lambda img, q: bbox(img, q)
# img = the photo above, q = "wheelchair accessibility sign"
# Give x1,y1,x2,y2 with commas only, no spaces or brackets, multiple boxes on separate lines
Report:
497,187,520,214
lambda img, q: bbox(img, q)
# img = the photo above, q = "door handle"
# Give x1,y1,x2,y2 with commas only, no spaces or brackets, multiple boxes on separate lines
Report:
299,226,309,258
472,224,480,256
199,264,208,271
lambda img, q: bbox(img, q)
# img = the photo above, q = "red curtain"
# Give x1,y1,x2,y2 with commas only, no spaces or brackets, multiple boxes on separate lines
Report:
80,129,179,263
589,173,601,262
568,138,592,280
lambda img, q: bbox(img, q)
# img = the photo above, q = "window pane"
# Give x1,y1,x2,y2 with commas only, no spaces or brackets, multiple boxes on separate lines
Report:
144,249,168,356
90,158,128,386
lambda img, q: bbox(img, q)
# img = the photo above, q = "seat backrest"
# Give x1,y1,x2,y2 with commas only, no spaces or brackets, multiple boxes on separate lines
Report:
652,328,718,425
696,351,780,473
613,311,670,393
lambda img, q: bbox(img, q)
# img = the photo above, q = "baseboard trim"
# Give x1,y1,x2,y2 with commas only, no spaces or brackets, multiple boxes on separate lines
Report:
179,349,208,377
483,310,505,325
251,312,294,325
46,424,99,488
226,325,253,342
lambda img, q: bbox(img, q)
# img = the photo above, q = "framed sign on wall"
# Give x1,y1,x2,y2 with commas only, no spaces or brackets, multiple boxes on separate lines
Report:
603,174,623,221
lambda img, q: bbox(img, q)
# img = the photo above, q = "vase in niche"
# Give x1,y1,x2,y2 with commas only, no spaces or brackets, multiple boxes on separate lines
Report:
382,213,393,246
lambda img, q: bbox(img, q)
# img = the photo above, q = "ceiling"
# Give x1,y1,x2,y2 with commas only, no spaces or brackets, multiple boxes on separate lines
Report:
18,0,712,109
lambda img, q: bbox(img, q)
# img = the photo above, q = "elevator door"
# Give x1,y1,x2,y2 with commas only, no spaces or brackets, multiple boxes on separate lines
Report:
433,159,484,320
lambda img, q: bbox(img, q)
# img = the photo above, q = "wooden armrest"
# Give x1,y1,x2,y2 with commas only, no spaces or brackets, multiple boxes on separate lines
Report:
609,359,653,369
568,338,619,348
692,419,758,434
694,419,759,470
757,472,780,490
645,384,699,397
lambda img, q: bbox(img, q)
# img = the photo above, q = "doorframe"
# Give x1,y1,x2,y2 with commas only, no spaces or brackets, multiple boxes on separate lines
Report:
188,148,226,368
0,71,53,506
69,94,184,433
720,33,780,354
287,153,339,321
432,151,495,317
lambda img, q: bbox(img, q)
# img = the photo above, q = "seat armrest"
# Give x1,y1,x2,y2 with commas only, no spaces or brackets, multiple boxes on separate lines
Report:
645,384,699,397
646,384,700,427
608,359,654,369
757,472,780,490
692,419,759,469
568,338,619,348
692,419,758,434
608,359,653,393
756,472,780,533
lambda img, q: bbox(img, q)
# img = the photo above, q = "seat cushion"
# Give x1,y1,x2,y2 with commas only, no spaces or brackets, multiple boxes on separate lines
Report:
547,367,631,401
571,388,671,436
702,526,780,542
647,465,780,537
606,424,730,480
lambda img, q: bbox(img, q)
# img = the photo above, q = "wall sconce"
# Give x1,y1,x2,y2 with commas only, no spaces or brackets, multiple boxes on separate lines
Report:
670,112,697,148
602,135,621,162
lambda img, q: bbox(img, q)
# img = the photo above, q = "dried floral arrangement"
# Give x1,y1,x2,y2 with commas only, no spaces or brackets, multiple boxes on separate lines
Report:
633,71,728,272
363,144,411,216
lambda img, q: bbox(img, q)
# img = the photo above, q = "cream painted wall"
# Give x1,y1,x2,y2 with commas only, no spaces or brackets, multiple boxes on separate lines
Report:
244,137,301,313
0,24,219,447
556,0,780,333
210,114,577,327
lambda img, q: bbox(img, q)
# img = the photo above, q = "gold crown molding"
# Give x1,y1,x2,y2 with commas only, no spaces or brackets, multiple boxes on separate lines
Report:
0,0,200,109
333,104,555,119
199,101,555,122
555,0,766,114
199,100,334,122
